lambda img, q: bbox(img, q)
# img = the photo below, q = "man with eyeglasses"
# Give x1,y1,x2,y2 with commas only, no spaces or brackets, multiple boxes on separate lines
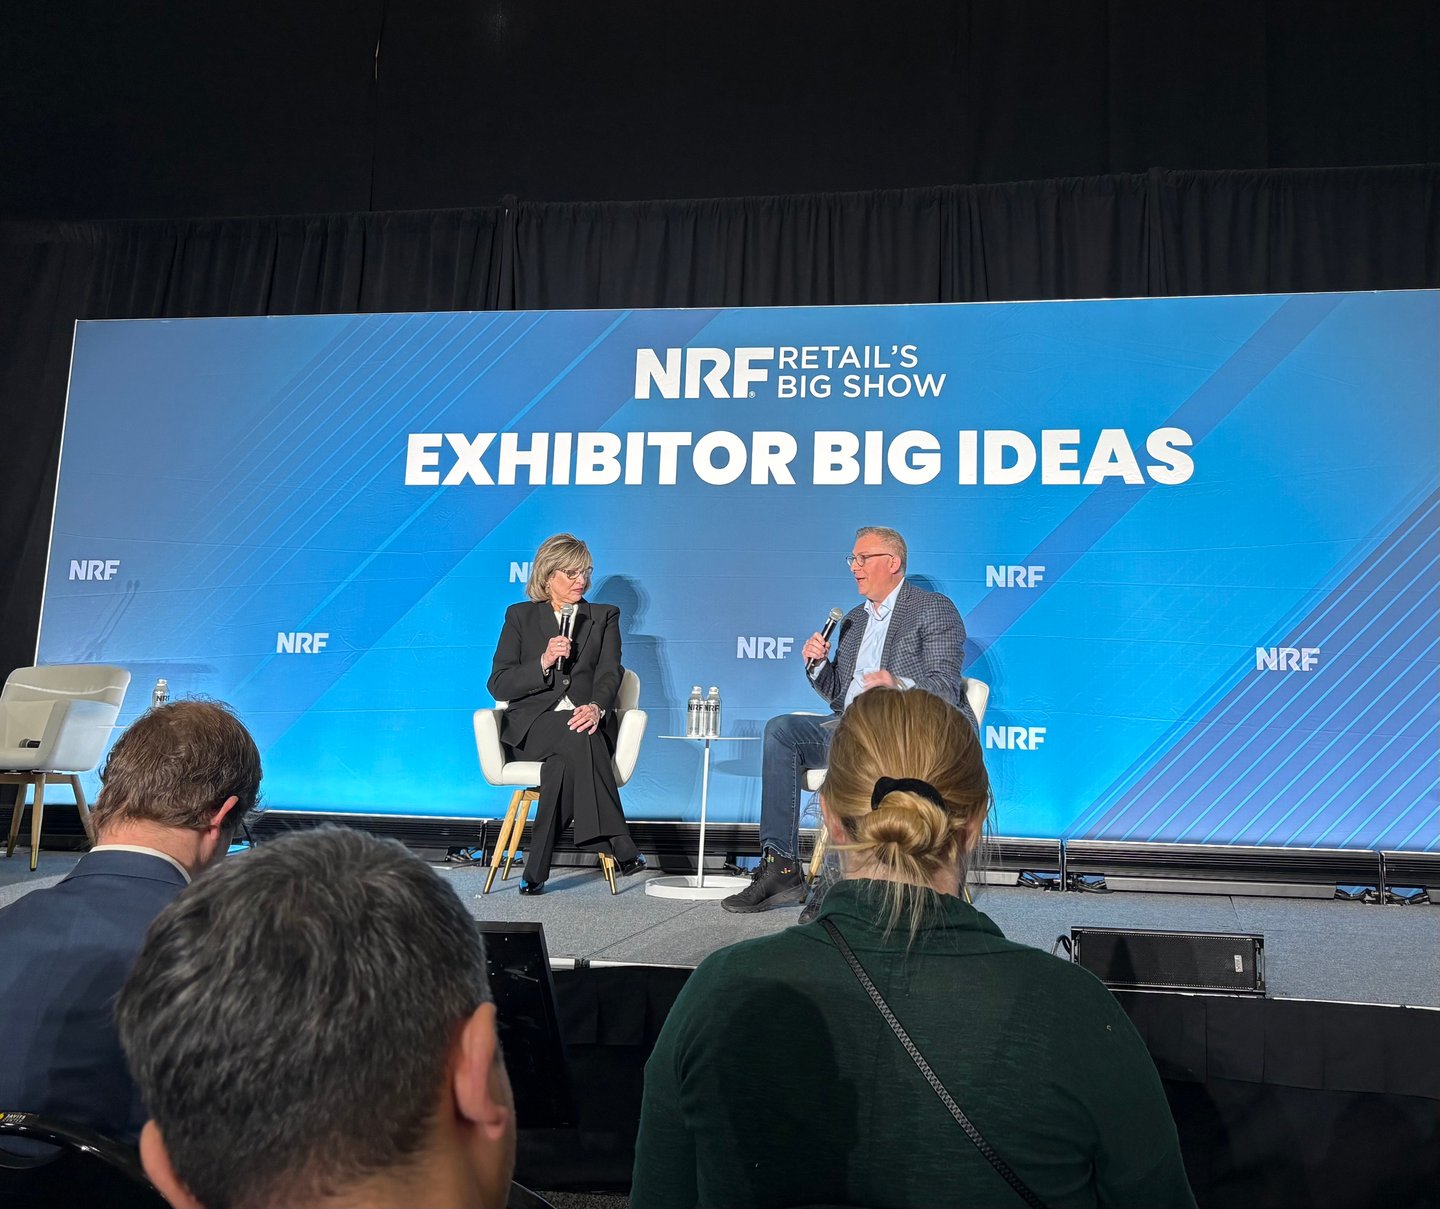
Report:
722,526,973,914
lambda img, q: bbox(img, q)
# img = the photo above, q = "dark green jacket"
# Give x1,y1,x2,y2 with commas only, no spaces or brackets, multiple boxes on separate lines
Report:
632,880,1196,1209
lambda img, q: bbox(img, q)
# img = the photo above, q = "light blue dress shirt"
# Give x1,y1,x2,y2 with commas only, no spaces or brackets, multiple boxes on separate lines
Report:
843,579,905,709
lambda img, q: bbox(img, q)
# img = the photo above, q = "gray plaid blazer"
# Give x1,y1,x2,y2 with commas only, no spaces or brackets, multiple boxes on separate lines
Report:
809,581,973,727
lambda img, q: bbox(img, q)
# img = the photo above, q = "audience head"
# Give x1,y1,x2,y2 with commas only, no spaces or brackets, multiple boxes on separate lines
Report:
117,826,514,1209
525,532,593,603
822,688,990,927
89,699,260,864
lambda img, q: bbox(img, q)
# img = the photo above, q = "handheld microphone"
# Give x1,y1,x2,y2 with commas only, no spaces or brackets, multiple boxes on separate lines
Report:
806,607,844,673
559,604,576,672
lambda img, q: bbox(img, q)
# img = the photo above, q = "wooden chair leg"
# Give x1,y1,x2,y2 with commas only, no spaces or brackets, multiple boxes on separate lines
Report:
807,825,829,886
501,790,538,882
70,775,94,844
5,778,26,859
483,790,526,895
29,774,46,872
598,853,618,895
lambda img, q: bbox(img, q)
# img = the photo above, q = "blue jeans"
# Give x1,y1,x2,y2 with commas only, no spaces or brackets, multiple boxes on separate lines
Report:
759,712,840,859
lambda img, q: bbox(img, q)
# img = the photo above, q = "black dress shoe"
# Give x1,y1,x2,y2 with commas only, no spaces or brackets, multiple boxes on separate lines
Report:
518,879,545,895
617,855,647,877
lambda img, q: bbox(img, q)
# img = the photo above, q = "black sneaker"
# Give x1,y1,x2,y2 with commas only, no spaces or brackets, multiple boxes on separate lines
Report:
721,850,805,913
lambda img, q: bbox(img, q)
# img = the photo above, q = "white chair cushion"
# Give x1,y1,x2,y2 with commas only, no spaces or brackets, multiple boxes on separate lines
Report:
0,697,119,774
965,677,990,728
1,664,130,709
473,667,649,794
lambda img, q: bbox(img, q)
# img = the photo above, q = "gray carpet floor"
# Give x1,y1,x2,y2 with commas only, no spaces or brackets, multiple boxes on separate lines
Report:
5,851,1436,1006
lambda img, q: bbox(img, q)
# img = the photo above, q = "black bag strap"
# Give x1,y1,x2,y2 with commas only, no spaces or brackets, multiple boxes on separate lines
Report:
819,917,1049,1209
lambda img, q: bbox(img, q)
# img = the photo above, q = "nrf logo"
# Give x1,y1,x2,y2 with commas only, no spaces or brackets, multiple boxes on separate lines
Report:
985,565,1045,589
986,725,1047,750
635,347,773,399
737,636,795,660
509,561,532,584
1256,646,1320,672
70,559,120,581
277,632,329,654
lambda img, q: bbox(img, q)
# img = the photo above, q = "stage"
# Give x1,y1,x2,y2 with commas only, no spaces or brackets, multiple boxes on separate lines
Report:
448,862,1440,1003
10,851,1431,1007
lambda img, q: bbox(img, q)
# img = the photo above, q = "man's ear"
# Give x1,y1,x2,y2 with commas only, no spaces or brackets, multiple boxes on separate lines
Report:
139,1120,203,1209
453,1002,513,1143
208,795,240,836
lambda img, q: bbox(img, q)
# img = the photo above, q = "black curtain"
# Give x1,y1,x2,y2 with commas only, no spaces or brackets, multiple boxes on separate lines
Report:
7,3,1438,220
3,165,1438,678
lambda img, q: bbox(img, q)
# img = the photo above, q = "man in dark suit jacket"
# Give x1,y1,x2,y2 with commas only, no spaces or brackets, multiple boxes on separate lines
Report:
487,533,641,891
723,526,973,913
0,699,260,1146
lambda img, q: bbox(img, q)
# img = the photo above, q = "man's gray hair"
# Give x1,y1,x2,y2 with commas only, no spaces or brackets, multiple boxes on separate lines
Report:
117,826,492,1209
856,526,907,574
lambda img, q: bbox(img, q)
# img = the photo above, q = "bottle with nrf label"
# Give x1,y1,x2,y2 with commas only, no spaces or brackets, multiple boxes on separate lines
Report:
704,686,721,739
152,679,168,709
686,686,703,738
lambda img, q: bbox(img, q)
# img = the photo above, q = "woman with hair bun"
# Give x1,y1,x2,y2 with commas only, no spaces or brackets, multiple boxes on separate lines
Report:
632,688,1195,1209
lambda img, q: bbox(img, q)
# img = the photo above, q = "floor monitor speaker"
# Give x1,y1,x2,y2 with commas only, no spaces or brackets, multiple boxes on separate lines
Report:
1071,926,1265,994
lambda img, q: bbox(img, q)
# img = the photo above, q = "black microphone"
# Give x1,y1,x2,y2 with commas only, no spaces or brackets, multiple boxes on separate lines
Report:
806,607,844,673
559,604,576,673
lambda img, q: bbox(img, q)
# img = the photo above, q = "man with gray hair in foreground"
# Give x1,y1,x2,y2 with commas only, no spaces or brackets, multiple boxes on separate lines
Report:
116,826,516,1209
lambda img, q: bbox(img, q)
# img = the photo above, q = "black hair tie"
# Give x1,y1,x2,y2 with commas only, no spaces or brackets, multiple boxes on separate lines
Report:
871,776,946,812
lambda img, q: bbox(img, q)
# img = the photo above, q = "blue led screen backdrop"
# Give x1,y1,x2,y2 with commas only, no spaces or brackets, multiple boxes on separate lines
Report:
41,292,1439,851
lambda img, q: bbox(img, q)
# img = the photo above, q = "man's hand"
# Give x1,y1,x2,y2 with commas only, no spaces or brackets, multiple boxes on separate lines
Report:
801,632,831,665
568,703,602,734
861,669,899,691
541,635,572,673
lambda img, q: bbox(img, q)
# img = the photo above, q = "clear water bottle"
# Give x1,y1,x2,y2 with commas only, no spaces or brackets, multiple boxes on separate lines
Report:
152,678,169,709
686,685,704,738
704,686,721,739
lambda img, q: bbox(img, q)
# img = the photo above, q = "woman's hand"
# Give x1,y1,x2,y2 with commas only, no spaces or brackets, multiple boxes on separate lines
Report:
541,634,572,672
567,702,602,734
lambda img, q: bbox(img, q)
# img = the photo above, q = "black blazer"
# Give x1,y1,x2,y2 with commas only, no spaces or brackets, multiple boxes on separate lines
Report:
487,599,622,748
0,849,189,1143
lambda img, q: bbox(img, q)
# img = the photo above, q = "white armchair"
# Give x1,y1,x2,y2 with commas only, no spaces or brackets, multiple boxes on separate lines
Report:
473,668,646,894
2,664,132,870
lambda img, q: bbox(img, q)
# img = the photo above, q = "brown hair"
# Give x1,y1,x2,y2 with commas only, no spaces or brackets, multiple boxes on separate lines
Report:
90,699,262,836
823,687,989,931
524,533,593,603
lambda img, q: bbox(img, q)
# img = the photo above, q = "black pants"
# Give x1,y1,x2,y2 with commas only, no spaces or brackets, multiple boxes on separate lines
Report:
515,711,638,882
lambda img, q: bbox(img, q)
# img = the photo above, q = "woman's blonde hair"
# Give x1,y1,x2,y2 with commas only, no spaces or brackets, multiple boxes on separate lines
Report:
525,533,593,602
823,687,990,931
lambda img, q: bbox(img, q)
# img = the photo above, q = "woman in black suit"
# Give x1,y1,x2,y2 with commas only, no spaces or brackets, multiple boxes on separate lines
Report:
487,533,644,893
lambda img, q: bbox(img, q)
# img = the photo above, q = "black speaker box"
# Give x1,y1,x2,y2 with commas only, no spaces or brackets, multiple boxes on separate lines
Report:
1071,926,1265,994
